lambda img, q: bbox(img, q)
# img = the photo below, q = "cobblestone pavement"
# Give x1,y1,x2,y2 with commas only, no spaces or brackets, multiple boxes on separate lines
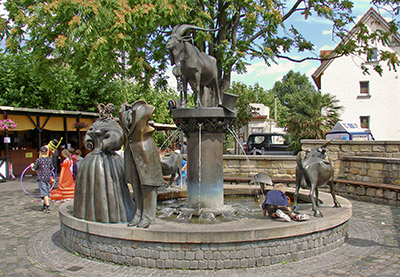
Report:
1,177,400,276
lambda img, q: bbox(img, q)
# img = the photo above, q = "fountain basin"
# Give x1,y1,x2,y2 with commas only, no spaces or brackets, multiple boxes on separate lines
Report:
59,186,351,269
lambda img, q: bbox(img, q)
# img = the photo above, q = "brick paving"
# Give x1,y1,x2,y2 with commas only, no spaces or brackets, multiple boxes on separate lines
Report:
1,176,399,276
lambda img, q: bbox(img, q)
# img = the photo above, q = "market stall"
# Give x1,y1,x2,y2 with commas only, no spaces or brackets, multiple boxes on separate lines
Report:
0,106,98,177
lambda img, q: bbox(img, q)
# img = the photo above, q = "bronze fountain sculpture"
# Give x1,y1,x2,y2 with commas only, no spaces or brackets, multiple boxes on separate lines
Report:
166,24,221,108
62,25,350,270
167,24,238,213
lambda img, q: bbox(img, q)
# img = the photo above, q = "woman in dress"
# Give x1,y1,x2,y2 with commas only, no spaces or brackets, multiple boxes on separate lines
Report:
73,104,134,223
50,149,75,200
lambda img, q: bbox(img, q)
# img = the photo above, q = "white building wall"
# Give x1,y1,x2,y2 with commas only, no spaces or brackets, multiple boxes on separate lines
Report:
250,103,270,117
320,17,400,140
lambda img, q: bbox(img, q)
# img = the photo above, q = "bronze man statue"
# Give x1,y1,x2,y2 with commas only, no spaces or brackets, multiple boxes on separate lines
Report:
119,100,164,228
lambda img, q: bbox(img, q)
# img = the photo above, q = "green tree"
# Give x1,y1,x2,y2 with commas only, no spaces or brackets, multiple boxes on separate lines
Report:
123,82,177,124
270,71,342,152
0,51,177,121
286,91,342,152
1,0,187,84
66,79,178,122
0,51,130,111
270,70,317,126
228,81,287,131
0,51,74,109
272,71,317,103
228,82,257,132
1,0,398,92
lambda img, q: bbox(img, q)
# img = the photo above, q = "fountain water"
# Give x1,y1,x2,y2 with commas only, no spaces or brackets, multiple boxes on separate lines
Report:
228,127,249,158
158,128,181,151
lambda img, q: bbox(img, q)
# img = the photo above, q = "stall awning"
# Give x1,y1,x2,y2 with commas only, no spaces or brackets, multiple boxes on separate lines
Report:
0,106,98,132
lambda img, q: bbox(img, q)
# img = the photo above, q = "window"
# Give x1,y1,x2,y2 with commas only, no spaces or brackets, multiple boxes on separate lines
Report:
271,135,285,144
250,127,263,133
360,116,370,129
360,81,369,95
253,136,266,144
371,48,378,61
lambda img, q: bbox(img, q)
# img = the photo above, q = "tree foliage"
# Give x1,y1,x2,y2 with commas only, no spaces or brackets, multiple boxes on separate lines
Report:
0,51,127,111
0,51,177,122
0,51,73,109
1,0,398,93
270,71,342,152
285,91,342,152
1,0,187,83
122,82,177,124
270,70,317,126
228,81,287,131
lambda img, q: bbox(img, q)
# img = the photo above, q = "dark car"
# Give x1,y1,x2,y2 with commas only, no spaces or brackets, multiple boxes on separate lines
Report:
244,133,293,155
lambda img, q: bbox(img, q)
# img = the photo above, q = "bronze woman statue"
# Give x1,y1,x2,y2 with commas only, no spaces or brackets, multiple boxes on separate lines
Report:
73,104,135,223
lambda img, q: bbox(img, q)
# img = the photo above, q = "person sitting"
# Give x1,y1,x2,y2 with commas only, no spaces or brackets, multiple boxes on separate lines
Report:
261,183,309,222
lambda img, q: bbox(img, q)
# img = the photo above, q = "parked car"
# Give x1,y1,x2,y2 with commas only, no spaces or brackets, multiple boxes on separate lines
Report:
244,133,293,155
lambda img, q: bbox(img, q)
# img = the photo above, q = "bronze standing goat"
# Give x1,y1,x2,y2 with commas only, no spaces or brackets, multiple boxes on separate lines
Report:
166,24,221,108
293,141,341,217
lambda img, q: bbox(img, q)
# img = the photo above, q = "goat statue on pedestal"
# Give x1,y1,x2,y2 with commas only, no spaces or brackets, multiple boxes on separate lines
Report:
166,24,221,108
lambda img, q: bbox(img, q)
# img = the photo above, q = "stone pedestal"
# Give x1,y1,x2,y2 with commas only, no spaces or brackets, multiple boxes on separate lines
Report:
186,132,224,208
172,107,236,209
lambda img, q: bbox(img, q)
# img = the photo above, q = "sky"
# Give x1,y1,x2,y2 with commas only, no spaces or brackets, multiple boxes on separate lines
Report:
1,0,399,91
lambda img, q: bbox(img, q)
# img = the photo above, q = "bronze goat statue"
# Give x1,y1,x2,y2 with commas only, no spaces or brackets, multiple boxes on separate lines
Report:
160,151,183,187
166,24,221,108
293,141,341,217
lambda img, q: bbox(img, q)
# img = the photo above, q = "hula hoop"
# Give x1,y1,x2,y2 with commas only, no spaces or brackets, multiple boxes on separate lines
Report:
20,165,56,198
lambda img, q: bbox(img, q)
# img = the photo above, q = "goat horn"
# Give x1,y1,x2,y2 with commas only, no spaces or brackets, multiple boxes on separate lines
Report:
173,24,218,36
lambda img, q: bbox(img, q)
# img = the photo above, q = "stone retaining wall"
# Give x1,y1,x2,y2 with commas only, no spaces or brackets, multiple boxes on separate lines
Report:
223,140,400,183
334,179,400,206
222,139,400,204
301,139,400,183
223,155,296,179
301,140,400,159
341,156,400,185
60,221,348,270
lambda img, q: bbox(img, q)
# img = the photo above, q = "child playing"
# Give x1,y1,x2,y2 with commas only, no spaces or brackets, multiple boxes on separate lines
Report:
31,146,54,213
262,183,309,222
177,158,187,188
